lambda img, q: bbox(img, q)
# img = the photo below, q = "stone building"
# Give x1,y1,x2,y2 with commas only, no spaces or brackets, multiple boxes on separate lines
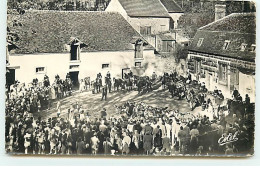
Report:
188,12,256,102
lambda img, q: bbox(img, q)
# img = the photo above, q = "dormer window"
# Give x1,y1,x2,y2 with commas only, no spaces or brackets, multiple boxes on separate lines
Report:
251,44,256,52
240,43,247,51
135,42,143,59
71,44,80,60
197,38,204,47
131,37,148,60
223,40,230,50
68,37,87,61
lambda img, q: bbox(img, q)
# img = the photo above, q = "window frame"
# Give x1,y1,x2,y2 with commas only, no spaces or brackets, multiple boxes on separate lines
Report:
197,38,204,47
102,63,110,69
240,43,247,51
223,40,231,50
251,44,256,52
140,26,152,36
35,67,46,74
135,62,142,68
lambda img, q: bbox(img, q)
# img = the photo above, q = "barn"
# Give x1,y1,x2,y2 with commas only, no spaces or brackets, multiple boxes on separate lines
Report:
7,10,169,88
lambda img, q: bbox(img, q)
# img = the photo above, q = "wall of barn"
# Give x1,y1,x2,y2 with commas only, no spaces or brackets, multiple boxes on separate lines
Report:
127,17,171,35
8,50,169,85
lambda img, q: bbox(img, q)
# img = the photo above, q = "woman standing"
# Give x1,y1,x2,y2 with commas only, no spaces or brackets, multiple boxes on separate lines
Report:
143,132,153,155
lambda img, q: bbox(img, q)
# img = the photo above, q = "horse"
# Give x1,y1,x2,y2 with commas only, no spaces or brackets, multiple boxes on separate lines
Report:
125,78,133,91
113,78,123,91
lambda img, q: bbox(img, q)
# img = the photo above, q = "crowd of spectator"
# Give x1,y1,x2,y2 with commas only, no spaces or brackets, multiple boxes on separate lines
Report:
5,70,254,156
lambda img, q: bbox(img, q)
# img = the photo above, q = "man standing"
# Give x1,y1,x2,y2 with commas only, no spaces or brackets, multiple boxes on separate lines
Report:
101,86,107,101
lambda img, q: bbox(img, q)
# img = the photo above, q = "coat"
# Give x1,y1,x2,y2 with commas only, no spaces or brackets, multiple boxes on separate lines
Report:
143,134,153,151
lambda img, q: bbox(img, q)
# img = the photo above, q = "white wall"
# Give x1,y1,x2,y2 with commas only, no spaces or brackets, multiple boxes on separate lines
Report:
128,17,170,35
9,50,168,85
239,72,255,103
105,0,128,19
169,13,183,29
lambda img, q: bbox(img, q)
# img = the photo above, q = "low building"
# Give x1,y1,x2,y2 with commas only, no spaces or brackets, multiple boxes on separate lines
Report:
106,0,172,36
188,12,256,102
7,10,169,87
159,0,184,29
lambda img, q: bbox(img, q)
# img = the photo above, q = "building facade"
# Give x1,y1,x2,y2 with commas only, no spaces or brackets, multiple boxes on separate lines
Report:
7,10,169,87
188,12,256,102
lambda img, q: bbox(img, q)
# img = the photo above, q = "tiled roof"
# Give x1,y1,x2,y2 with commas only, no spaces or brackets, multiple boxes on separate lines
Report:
118,0,170,17
189,13,256,62
199,13,256,34
159,0,183,13
8,10,153,54
158,34,175,41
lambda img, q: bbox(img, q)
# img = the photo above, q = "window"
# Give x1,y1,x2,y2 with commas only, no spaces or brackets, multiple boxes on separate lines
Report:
36,67,45,74
197,38,204,47
70,44,79,60
69,65,79,70
102,64,109,69
219,63,227,82
162,40,173,52
240,43,247,51
223,40,230,50
251,44,256,52
140,26,151,36
135,62,141,68
135,43,143,59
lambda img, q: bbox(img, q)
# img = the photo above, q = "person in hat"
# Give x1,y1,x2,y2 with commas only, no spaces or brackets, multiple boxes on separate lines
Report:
101,108,107,120
101,85,107,101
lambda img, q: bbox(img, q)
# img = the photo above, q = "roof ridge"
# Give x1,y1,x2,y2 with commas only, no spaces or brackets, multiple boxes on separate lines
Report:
198,29,256,35
199,12,256,30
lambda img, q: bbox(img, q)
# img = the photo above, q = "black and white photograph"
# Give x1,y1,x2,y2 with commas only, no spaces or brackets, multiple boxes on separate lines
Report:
5,0,256,157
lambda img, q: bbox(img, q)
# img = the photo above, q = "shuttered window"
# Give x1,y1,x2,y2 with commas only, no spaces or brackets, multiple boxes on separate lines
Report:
140,26,151,36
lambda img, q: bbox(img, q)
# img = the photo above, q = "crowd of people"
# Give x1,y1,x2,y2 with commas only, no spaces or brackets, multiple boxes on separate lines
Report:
5,71,254,156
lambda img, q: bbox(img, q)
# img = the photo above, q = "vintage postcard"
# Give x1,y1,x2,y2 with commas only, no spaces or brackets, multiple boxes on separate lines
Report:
5,0,255,157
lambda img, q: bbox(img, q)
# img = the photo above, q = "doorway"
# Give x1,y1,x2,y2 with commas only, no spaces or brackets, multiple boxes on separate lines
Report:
122,68,130,79
69,71,79,90
6,69,15,90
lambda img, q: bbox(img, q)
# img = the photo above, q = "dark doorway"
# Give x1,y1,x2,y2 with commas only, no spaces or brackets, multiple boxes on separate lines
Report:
69,71,79,90
6,69,15,90
122,68,130,79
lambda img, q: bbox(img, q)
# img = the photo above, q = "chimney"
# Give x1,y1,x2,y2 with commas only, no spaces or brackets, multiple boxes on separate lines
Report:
215,4,226,21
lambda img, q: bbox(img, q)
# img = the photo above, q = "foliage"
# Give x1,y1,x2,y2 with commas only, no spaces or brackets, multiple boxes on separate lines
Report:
7,0,111,11
173,43,188,62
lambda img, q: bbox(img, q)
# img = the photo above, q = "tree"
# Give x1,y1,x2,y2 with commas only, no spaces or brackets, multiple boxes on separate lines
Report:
173,43,188,63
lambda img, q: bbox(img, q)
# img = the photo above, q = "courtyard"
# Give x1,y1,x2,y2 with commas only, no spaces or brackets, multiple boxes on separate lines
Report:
35,85,205,121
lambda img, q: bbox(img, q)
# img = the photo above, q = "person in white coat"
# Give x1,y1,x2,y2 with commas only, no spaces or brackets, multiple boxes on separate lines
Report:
165,120,172,139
